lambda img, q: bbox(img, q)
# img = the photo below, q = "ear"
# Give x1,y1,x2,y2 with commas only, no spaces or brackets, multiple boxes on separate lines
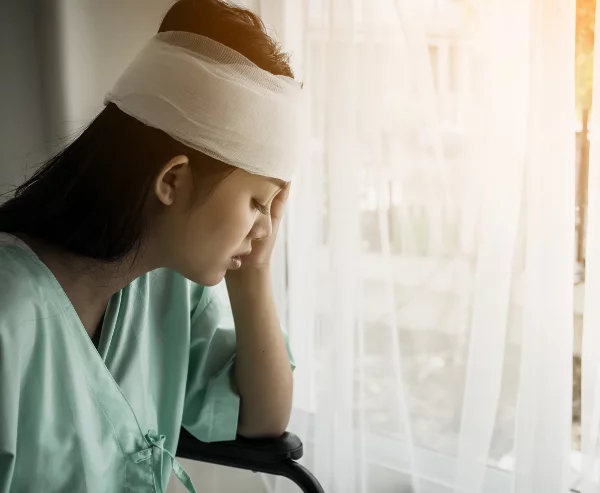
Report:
154,155,190,206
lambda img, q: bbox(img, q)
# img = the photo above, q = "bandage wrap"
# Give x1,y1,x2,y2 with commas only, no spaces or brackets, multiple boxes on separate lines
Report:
105,31,303,181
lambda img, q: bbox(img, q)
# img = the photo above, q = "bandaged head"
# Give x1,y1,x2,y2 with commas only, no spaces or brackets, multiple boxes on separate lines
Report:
105,31,303,181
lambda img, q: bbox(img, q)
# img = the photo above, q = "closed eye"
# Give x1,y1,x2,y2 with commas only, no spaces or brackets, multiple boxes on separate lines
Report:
253,199,270,216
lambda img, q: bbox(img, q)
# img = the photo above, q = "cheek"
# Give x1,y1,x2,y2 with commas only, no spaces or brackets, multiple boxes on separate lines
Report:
227,210,257,243
197,206,256,251
230,200,257,232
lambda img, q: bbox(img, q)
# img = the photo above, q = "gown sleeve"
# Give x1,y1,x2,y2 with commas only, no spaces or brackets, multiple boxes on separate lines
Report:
0,325,19,493
0,289,32,493
181,280,295,443
181,281,240,443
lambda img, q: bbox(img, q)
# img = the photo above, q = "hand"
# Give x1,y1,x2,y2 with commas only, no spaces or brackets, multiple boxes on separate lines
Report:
233,183,291,272
224,184,293,436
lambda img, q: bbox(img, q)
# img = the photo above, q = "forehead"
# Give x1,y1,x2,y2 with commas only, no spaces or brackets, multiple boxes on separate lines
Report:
241,172,286,192
214,169,285,201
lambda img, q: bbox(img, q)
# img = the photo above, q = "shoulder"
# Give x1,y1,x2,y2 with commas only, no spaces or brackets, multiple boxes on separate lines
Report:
0,244,56,363
0,244,51,318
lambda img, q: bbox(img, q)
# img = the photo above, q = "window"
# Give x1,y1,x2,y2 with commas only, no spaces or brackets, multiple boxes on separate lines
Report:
293,1,583,490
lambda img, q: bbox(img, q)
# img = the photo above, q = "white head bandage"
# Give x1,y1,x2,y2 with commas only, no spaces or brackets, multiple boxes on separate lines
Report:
104,31,303,181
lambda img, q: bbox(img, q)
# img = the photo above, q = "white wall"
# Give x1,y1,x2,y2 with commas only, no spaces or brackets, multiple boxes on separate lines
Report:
0,0,178,192
54,0,174,134
0,0,49,195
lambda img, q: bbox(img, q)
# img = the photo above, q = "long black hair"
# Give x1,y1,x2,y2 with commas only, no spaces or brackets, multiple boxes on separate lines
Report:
0,0,294,262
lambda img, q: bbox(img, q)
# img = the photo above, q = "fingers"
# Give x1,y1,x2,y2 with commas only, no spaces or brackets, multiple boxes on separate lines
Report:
270,183,291,220
275,182,291,204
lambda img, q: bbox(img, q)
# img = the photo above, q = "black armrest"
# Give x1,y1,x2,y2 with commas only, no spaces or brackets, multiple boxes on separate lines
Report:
177,427,304,464
176,427,325,493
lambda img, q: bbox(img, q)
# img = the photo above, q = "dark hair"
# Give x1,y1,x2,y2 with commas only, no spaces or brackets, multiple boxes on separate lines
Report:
0,0,293,262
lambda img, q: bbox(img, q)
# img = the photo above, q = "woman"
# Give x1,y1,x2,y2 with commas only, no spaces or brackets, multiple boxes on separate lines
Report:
0,1,300,491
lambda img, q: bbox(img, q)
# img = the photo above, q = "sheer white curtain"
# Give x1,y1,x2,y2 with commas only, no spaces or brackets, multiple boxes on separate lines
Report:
580,1,600,492
258,0,577,492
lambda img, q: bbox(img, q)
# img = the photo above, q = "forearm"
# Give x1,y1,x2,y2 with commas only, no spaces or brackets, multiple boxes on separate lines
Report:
226,267,293,438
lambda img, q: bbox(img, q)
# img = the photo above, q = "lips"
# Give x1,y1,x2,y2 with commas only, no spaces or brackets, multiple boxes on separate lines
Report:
229,250,251,270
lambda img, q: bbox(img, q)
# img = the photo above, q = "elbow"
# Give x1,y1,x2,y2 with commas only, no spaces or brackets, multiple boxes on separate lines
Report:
235,372,294,439
237,408,291,439
237,424,287,440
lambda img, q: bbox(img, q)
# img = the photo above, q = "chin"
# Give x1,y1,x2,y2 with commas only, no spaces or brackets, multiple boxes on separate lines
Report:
179,266,226,287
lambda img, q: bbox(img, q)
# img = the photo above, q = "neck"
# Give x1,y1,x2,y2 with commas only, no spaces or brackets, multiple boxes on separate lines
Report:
17,233,158,340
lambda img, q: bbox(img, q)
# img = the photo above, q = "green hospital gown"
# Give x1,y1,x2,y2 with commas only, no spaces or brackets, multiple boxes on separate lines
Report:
0,233,291,492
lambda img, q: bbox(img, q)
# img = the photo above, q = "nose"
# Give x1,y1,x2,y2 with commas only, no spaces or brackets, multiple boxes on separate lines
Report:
250,212,272,241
